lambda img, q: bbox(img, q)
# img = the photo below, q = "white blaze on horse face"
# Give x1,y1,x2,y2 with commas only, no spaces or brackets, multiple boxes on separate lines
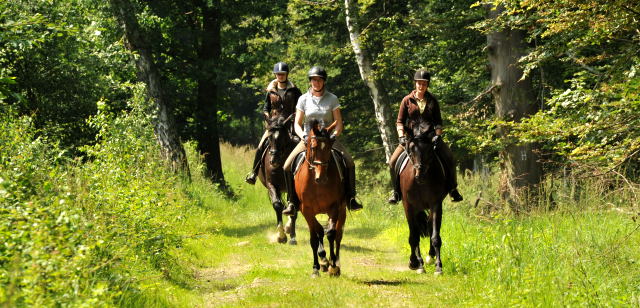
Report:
320,141,326,151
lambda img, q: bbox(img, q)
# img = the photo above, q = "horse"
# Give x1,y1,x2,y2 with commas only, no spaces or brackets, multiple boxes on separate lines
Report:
257,113,299,245
399,127,449,275
294,120,347,277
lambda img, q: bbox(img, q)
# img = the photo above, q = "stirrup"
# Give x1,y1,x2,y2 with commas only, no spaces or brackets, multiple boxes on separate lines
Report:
388,191,400,204
348,198,363,211
282,202,297,216
450,189,463,202
244,172,257,185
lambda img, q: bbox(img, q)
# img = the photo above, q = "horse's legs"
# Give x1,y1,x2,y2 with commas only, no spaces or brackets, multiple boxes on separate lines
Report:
267,184,287,244
328,205,346,277
431,205,443,274
303,213,324,277
407,214,425,273
285,212,298,245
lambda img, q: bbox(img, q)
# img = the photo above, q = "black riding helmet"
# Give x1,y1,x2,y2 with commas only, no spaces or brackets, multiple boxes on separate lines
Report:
413,69,431,81
273,62,289,73
307,66,327,80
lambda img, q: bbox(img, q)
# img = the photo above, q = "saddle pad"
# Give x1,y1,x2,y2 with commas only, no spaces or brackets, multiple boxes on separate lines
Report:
292,151,306,176
394,150,410,176
394,150,447,178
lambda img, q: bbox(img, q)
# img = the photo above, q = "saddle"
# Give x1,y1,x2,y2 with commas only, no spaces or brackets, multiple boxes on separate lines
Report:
292,149,346,182
393,149,446,178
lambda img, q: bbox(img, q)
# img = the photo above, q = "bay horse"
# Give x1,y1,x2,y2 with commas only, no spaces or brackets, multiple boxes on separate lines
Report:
257,113,298,245
400,127,448,275
295,120,346,277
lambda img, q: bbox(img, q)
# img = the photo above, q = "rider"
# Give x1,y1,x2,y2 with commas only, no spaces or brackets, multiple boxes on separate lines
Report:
387,69,464,204
281,66,363,215
245,62,302,184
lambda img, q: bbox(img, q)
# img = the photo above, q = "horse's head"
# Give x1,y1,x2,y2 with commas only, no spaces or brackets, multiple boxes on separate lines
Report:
406,127,436,184
305,120,337,184
266,113,294,168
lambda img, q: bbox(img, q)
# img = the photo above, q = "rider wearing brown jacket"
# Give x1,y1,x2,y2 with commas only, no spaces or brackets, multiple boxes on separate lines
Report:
387,69,463,204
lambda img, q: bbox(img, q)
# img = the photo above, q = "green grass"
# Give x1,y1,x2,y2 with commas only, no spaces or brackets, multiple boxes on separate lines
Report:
134,143,640,307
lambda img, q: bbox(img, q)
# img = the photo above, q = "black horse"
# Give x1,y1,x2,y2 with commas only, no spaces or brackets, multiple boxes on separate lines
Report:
400,127,449,274
258,114,299,244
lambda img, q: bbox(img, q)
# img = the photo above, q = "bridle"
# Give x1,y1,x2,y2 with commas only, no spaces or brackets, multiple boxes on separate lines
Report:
306,135,331,170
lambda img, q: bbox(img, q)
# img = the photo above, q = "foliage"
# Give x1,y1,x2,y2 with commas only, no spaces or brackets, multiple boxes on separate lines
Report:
0,84,194,306
472,0,640,176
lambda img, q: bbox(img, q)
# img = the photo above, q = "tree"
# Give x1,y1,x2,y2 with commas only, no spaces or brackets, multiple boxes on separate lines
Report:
486,4,542,205
109,0,190,175
344,0,395,161
195,0,227,187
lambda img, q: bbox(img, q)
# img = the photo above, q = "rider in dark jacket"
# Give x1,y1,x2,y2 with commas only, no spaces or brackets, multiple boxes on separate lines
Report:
245,62,302,184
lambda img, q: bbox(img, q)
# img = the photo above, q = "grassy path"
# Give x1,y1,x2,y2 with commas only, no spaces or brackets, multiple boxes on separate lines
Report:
146,144,640,307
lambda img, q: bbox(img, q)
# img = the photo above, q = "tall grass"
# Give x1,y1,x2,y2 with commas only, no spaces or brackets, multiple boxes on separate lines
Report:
2,92,639,307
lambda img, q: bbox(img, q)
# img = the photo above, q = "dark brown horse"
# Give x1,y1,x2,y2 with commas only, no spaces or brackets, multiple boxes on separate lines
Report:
295,121,346,277
258,113,298,244
400,128,448,274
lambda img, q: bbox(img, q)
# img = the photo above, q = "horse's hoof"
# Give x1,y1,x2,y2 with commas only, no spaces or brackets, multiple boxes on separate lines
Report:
311,269,320,278
277,236,287,244
328,266,341,277
416,268,426,274
288,238,297,245
434,268,443,276
408,262,420,270
424,256,434,265
320,258,329,272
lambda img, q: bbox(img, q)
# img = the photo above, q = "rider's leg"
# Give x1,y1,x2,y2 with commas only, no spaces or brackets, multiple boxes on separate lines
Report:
436,141,463,202
333,141,362,211
245,131,270,184
387,145,405,204
282,141,306,216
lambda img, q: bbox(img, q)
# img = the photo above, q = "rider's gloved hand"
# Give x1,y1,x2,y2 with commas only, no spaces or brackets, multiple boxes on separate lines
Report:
329,133,337,142
432,135,441,147
399,136,407,146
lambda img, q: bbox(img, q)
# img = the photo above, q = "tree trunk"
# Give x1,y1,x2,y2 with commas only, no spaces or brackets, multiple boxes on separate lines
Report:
196,0,227,188
344,0,395,161
487,5,542,207
109,0,190,176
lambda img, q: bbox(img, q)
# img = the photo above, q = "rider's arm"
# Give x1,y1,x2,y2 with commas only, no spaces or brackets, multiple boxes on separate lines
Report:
431,95,443,135
331,108,344,137
396,99,407,137
263,93,271,119
294,109,306,139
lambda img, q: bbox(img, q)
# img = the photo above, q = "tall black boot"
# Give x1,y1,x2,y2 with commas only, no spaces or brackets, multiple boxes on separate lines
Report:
387,167,401,204
345,167,363,211
435,146,463,202
282,170,299,216
245,142,266,184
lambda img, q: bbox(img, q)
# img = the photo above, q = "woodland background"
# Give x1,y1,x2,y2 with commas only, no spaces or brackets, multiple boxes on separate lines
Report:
1,0,638,306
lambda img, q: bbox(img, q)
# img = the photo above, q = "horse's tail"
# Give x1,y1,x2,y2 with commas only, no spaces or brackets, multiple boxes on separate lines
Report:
414,210,432,238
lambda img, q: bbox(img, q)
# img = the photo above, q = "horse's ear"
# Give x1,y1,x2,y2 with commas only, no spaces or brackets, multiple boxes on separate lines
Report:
326,120,338,132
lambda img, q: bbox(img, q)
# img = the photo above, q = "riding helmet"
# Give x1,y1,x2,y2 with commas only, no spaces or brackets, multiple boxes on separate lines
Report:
413,69,431,81
307,66,327,80
273,62,289,73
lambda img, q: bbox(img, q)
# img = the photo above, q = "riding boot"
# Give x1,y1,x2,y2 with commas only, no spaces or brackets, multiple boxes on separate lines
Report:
244,142,266,184
435,145,463,202
282,170,299,216
388,167,401,204
345,166,363,211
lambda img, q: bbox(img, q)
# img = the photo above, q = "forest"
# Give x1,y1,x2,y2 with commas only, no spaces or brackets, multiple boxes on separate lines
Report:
1,0,639,306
